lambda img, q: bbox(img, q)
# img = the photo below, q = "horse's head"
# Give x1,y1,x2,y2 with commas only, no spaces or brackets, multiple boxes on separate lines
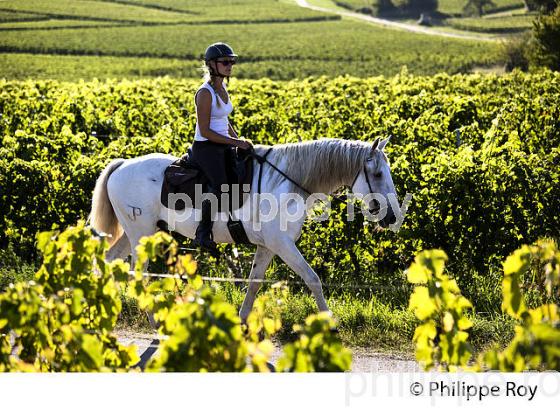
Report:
351,137,397,228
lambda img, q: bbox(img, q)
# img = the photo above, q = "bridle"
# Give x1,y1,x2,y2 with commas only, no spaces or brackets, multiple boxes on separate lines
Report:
350,158,376,198
350,157,380,214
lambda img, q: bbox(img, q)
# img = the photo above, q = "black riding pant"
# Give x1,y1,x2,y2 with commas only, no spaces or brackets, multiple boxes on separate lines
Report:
191,140,233,194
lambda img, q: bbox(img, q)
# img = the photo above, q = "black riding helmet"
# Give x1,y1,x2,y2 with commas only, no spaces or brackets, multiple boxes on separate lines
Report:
205,42,237,61
204,42,237,78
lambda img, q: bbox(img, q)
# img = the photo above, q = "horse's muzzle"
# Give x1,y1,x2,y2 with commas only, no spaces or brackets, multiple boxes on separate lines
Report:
369,198,381,215
378,211,397,228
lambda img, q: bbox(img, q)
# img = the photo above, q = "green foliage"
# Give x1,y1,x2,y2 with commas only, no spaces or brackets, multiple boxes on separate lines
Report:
0,0,501,80
500,33,531,71
126,232,250,372
0,0,327,24
335,1,380,15
147,286,249,372
463,0,497,16
344,0,524,16
129,231,351,372
525,0,558,12
449,14,535,33
394,0,439,12
407,250,473,371
408,240,560,372
447,0,523,14
0,224,352,372
483,239,560,370
0,221,138,371
0,243,36,291
1,72,559,313
276,312,352,372
530,4,560,71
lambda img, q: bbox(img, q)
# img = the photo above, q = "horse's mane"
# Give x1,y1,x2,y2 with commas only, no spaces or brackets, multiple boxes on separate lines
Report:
254,138,377,194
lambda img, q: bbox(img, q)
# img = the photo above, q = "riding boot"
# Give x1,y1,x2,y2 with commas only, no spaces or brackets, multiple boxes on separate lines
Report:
194,199,220,258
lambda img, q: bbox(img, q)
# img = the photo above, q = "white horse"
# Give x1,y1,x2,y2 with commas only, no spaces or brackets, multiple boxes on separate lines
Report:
89,137,397,321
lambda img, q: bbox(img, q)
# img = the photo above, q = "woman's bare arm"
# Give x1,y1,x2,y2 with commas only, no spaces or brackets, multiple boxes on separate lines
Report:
228,122,239,139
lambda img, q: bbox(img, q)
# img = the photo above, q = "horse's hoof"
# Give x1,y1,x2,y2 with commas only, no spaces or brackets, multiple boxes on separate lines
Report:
240,321,249,337
146,312,160,330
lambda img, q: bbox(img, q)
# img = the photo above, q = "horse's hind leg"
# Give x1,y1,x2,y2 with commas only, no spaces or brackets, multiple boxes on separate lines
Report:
129,230,159,330
117,219,160,329
106,232,131,262
239,246,275,322
107,232,158,328
113,206,156,272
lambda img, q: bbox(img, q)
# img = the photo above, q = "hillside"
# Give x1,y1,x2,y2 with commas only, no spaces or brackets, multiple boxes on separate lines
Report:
0,0,501,80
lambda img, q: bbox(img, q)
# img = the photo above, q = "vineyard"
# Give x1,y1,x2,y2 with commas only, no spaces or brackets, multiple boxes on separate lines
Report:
1,69,559,370
0,0,502,80
336,0,536,34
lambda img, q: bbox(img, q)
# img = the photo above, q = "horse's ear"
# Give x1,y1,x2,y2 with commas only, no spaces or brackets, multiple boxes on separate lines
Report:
378,135,391,151
371,138,380,152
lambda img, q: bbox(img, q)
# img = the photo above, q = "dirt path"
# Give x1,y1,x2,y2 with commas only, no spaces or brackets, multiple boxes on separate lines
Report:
294,0,499,42
116,330,422,372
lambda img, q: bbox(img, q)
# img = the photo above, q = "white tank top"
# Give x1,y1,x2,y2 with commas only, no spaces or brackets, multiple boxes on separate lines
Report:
194,82,233,142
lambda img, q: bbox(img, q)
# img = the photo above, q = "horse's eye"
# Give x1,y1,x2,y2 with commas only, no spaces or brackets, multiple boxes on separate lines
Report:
374,172,382,178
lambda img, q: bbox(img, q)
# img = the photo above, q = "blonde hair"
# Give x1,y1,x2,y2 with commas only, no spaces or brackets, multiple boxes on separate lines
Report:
200,61,211,82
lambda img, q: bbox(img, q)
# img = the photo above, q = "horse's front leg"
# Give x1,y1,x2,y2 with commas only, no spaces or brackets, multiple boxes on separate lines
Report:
239,245,275,323
270,238,329,313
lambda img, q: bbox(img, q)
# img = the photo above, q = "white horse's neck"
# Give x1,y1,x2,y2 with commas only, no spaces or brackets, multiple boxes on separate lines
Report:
256,138,372,195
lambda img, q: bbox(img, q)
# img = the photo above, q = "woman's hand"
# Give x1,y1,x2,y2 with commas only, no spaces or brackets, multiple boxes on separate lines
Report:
234,138,253,151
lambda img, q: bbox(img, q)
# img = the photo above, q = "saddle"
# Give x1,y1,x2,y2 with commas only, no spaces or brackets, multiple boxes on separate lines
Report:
160,147,253,212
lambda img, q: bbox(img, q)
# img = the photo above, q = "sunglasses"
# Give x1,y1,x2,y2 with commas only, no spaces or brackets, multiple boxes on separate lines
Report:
217,60,236,66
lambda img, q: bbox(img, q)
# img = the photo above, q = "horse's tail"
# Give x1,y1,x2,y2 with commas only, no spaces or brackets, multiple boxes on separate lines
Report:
88,158,126,246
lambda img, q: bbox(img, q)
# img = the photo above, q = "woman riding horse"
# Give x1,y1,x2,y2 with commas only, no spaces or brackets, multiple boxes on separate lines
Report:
191,42,253,257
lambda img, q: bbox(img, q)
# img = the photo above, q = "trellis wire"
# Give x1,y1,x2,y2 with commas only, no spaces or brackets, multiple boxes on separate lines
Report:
128,270,411,291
